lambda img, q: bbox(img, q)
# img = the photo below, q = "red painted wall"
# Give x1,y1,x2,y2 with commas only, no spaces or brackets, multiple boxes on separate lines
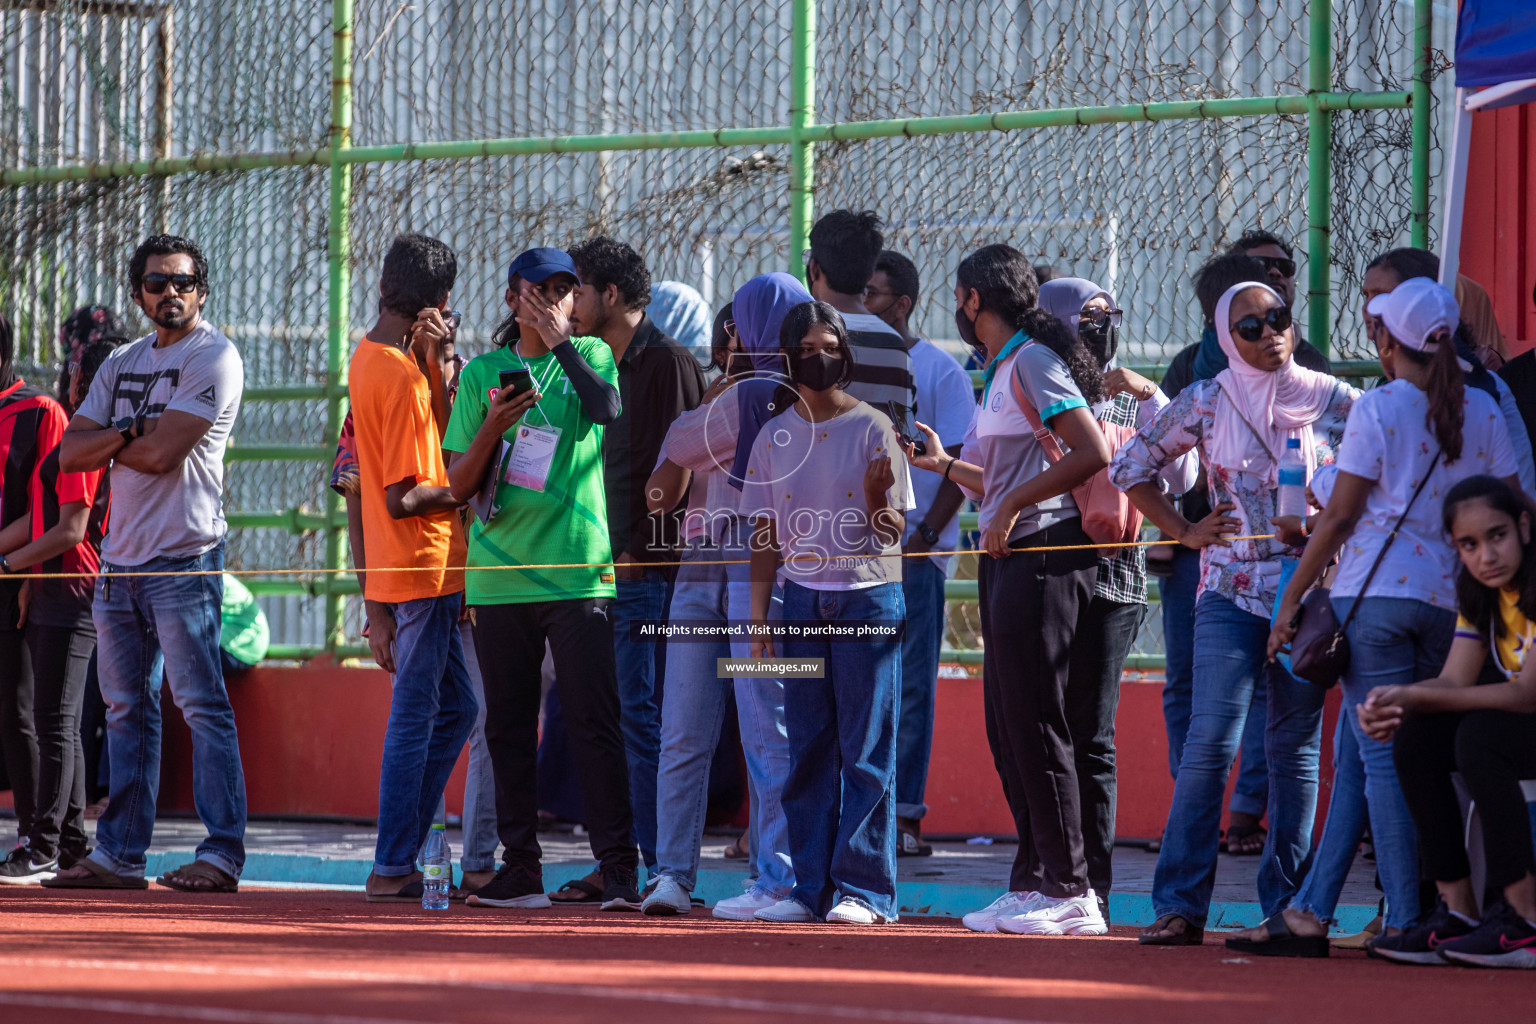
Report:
1460,102,1536,355
135,665,1340,842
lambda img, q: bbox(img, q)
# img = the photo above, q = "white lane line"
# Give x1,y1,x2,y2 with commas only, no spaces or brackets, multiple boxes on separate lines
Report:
0,992,428,1024
0,956,1069,1024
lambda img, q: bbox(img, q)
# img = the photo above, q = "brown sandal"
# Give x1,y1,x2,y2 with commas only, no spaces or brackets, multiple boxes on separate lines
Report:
548,869,605,903
1138,913,1204,946
722,833,750,860
157,860,239,893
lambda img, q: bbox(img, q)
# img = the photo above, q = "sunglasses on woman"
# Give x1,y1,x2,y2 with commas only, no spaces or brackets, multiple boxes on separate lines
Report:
1078,307,1124,328
141,272,200,295
1231,305,1293,343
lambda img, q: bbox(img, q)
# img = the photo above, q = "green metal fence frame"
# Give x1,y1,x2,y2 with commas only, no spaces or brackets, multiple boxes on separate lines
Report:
1,0,1432,663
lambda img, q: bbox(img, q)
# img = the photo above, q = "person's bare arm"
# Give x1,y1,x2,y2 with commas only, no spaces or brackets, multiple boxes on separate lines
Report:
383,476,459,520
112,410,217,476
1266,470,1372,658
904,421,984,494
344,491,366,593
749,517,779,659
647,459,691,515
0,513,31,555
411,309,456,438
1359,636,1533,740
906,443,966,554
59,415,126,474
981,406,1109,558
2,502,89,571
445,386,541,503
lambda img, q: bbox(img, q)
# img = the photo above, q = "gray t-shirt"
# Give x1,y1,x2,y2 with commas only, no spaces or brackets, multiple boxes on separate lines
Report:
77,322,243,566
741,400,915,591
959,338,1088,543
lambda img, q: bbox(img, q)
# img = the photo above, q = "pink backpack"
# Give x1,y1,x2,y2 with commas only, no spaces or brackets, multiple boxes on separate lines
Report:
1011,366,1143,555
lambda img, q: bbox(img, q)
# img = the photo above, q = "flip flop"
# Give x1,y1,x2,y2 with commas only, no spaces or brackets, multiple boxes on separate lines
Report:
40,857,148,890
548,870,605,904
1224,914,1331,958
158,861,239,893
1138,913,1204,946
365,879,425,903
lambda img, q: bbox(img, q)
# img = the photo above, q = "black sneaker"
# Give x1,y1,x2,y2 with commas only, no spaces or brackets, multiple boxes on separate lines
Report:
0,844,58,885
1368,899,1475,965
1437,899,1536,969
465,864,552,909
599,865,643,912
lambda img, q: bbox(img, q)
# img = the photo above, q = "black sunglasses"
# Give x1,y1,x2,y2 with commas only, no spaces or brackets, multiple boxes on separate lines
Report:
1231,305,1293,343
141,272,200,295
1254,254,1297,279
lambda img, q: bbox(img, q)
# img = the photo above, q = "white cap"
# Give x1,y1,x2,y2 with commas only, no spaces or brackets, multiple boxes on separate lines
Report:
1366,276,1460,354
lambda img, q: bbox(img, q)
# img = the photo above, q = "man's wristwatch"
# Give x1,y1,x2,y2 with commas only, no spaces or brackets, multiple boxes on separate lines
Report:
113,415,136,443
917,522,940,546
0,555,11,575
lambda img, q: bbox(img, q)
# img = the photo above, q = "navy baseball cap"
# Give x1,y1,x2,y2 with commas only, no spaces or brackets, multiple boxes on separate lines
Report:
508,247,579,285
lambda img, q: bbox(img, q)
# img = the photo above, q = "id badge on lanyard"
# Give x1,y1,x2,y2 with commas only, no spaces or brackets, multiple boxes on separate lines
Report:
504,351,562,492
505,424,561,492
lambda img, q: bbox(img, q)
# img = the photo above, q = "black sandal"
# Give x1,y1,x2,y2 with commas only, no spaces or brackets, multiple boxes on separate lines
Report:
548,870,605,904
1224,822,1267,856
1225,914,1330,958
1139,913,1204,946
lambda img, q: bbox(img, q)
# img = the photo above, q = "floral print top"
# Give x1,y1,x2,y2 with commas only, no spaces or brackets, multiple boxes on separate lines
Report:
1110,376,1358,619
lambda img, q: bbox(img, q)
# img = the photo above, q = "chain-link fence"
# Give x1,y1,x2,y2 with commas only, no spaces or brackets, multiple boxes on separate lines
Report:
0,0,1449,661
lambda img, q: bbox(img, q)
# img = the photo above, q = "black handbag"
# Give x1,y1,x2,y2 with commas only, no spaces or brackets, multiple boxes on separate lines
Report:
1288,450,1441,688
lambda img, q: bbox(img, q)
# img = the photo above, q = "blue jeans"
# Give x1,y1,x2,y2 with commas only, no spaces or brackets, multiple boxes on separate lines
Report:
896,557,945,820
614,571,670,868
780,581,903,920
1152,592,1325,926
90,545,246,880
1292,596,1454,928
654,534,793,894
1160,545,1268,818
459,621,499,873
373,594,476,876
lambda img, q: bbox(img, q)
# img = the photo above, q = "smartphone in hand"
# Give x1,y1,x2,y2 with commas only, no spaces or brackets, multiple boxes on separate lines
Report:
498,368,535,400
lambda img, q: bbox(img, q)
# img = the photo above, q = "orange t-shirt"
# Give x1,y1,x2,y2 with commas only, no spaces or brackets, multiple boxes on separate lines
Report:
347,339,465,603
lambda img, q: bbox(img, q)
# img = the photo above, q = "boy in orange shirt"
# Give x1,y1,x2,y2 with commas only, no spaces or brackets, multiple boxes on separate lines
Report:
347,234,472,902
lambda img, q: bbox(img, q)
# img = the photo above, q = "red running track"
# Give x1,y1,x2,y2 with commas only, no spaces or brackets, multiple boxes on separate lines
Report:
0,889,1529,1024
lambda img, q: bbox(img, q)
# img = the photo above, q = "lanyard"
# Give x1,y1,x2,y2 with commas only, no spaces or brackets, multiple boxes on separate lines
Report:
512,345,562,430
981,331,1030,406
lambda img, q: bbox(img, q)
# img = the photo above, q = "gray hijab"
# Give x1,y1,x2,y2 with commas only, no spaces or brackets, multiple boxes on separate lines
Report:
1037,277,1112,341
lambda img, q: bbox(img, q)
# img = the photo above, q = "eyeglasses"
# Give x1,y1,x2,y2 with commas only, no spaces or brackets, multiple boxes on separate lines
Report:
1078,306,1124,328
141,272,199,295
1231,305,1293,343
723,319,737,337
800,248,813,267
863,287,900,305
1253,255,1298,280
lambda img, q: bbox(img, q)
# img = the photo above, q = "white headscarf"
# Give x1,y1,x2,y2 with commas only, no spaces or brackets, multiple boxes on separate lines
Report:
1209,282,1336,485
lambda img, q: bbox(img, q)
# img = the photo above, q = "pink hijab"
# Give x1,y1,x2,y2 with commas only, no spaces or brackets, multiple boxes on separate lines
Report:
1210,282,1336,485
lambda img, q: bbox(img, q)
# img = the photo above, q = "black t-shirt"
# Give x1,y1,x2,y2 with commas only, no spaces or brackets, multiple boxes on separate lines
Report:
1499,350,1536,451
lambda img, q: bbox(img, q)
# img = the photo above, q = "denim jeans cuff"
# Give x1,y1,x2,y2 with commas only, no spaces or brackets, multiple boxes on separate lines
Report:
894,802,928,820
1227,795,1266,819
195,851,243,882
1288,900,1336,926
372,862,416,877
461,859,496,873
87,847,145,879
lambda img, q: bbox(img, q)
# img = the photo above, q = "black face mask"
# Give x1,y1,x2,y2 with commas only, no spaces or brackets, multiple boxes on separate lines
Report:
955,305,985,356
1080,320,1118,367
793,350,844,392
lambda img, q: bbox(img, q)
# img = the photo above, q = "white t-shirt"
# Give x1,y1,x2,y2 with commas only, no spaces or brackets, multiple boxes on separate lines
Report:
1332,380,1518,609
77,322,244,566
741,400,915,591
902,338,977,573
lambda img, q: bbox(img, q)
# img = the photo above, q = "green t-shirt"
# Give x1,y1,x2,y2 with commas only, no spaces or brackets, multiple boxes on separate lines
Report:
444,338,619,604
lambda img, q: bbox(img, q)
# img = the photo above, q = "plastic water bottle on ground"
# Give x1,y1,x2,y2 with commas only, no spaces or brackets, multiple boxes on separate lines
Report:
1277,437,1307,520
421,823,451,910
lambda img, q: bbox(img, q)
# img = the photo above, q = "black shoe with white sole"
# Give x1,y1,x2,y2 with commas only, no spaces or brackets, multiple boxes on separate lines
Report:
599,866,644,912
1367,899,1475,965
465,864,553,909
0,844,58,885
1437,900,1536,969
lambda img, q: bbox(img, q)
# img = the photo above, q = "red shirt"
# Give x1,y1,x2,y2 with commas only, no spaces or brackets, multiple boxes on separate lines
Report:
0,380,66,630
28,445,109,629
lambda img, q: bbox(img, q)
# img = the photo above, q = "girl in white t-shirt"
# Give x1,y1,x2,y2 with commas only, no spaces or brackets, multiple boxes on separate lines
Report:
743,300,914,925
1235,277,1522,955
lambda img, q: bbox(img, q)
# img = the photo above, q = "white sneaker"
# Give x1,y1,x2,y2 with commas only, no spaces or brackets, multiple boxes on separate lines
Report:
640,875,691,916
754,898,817,923
962,890,1040,933
996,890,1107,936
825,897,895,925
713,884,781,921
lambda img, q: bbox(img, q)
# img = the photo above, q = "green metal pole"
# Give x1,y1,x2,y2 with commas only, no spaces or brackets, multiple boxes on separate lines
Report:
1307,0,1333,357
1410,0,1432,248
325,0,353,657
789,0,816,282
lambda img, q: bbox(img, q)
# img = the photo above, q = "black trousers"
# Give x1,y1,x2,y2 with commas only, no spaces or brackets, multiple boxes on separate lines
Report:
0,626,37,841
1395,708,1536,892
472,598,636,876
26,623,95,861
978,519,1099,899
